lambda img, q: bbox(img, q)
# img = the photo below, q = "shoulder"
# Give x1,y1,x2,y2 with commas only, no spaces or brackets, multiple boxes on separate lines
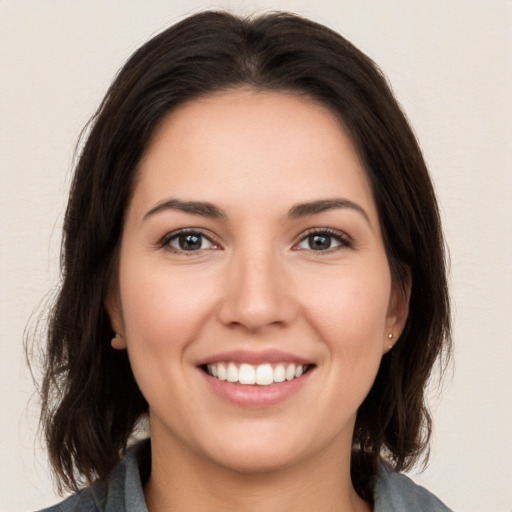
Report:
34,486,105,512
34,439,150,512
373,463,453,512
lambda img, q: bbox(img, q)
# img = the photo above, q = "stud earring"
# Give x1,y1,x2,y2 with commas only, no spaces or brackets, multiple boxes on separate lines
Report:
387,333,394,351
111,333,125,349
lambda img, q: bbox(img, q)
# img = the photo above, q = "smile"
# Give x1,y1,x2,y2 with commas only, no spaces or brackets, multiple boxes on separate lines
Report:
205,362,312,386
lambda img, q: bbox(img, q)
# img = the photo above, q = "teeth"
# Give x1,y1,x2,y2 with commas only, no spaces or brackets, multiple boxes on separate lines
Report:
227,362,238,383
206,362,308,385
256,364,273,385
239,363,256,385
217,363,227,381
273,364,286,383
285,364,296,381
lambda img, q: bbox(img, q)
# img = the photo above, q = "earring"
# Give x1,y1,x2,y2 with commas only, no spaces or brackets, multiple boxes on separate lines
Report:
111,333,125,349
387,333,394,351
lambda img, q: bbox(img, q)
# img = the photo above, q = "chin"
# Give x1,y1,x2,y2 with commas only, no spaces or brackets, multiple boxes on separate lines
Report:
210,445,303,475
195,423,318,475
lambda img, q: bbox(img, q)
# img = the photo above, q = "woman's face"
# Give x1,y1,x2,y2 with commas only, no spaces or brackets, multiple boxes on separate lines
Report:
108,89,407,473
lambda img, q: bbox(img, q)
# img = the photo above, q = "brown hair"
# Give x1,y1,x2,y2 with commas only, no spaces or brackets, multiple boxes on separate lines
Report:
34,10,451,499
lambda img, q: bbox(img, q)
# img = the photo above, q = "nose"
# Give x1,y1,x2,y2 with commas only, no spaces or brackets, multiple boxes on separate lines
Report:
217,248,297,332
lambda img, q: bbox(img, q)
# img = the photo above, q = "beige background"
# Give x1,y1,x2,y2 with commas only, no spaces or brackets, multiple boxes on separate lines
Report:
1,0,511,510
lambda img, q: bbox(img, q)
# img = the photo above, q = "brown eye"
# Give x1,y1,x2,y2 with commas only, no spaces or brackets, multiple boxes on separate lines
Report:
307,234,332,250
165,231,217,252
296,229,350,252
177,233,203,251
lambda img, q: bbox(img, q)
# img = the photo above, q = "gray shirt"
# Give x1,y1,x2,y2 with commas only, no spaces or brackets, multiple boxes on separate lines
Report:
38,440,452,512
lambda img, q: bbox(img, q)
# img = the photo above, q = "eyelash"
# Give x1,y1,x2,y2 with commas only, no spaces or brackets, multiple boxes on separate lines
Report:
160,228,219,255
159,227,352,255
293,228,352,253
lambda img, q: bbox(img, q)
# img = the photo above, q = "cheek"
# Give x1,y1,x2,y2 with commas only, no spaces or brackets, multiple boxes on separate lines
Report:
295,261,392,409
299,264,392,348
305,269,391,408
117,260,222,413
119,259,220,355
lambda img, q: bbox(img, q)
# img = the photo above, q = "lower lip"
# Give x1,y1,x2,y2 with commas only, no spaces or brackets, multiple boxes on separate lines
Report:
200,369,313,407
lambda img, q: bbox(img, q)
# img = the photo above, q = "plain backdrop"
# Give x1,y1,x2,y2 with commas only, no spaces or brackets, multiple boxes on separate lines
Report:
1,1,511,510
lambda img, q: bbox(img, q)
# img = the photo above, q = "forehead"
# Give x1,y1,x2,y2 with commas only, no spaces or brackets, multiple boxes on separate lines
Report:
133,89,376,221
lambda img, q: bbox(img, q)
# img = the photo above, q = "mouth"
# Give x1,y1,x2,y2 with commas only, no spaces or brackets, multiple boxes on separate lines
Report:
201,362,314,386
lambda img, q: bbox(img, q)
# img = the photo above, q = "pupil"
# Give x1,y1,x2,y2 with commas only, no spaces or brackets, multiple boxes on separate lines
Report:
179,234,202,250
310,234,330,250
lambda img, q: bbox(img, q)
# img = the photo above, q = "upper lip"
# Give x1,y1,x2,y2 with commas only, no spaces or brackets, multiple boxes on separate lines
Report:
195,349,313,366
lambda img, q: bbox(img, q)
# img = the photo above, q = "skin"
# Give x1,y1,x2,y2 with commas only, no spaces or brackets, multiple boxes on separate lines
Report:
107,89,409,512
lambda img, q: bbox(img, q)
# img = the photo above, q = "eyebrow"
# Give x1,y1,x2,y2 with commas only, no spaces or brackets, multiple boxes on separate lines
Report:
287,198,372,227
143,198,226,220
143,197,371,227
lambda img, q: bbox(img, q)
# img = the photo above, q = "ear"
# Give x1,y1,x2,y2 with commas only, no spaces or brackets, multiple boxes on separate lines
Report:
105,285,127,350
383,268,411,354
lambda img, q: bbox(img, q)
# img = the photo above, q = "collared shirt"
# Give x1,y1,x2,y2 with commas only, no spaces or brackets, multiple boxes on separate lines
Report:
38,440,452,512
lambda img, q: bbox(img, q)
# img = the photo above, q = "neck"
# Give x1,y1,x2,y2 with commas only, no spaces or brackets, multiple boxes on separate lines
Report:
144,430,371,512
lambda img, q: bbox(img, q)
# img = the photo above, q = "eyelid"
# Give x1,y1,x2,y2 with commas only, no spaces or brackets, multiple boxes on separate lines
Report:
159,228,222,253
157,227,352,254
292,227,353,251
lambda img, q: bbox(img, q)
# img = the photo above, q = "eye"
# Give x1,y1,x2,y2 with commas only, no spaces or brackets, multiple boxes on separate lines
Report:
163,230,218,253
295,229,351,252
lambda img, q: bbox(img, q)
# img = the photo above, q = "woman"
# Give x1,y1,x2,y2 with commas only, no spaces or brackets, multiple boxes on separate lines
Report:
36,10,452,511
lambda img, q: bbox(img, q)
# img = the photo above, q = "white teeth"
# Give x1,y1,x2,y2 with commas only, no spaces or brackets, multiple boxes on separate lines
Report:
285,364,296,381
217,363,227,380
206,362,308,385
256,364,273,386
273,364,286,383
239,363,256,384
227,362,238,382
